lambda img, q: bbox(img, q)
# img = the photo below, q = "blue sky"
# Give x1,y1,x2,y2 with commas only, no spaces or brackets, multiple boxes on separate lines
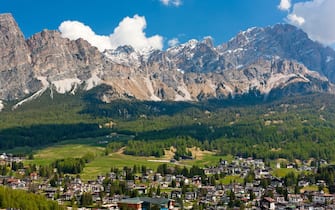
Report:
1,0,334,50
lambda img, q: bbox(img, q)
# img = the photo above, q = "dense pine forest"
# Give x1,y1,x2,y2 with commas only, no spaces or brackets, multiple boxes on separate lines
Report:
0,186,64,210
1,90,335,161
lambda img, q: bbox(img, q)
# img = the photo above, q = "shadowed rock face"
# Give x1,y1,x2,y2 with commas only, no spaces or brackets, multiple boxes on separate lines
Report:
0,13,334,105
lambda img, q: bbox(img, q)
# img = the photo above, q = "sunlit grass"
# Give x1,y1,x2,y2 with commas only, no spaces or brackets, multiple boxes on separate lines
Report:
24,143,105,166
271,168,298,178
219,175,244,185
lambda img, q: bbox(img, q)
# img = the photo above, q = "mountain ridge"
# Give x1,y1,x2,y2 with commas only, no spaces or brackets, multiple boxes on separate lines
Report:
0,13,335,110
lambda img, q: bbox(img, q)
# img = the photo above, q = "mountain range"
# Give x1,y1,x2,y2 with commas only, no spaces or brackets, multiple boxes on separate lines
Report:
1,13,335,111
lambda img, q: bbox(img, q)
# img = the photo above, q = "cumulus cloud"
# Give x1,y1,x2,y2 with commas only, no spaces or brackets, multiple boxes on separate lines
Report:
59,15,163,52
287,14,305,26
59,21,112,51
109,15,163,51
168,38,180,47
160,0,182,7
278,0,291,11
282,0,335,45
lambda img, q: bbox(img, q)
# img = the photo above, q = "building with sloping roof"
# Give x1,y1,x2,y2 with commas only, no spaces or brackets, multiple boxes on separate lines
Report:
117,197,174,210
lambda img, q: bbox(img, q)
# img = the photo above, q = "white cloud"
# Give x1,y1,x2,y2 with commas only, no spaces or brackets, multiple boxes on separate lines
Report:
59,15,163,52
59,21,112,51
109,15,163,51
285,0,335,45
278,0,291,11
160,0,182,7
287,14,305,26
168,38,180,47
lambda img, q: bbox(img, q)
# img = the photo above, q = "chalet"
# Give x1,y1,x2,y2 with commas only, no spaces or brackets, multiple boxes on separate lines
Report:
192,175,202,186
220,160,228,166
274,195,286,204
126,180,136,190
174,175,184,183
255,169,270,179
287,164,296,169
108,172,117,180
118,197,142,210
89,183,103,193
118,197,174,210
160,182,169,188
102,203,119,210
205,191,217,203
251,187,264,199
155,173,163,182
204,166,221,175
288,194,303,205
171,190,182,199
185,191,197,201
61,191,73,201
164,174,174,183
30,172,38,180
44,187,57,199
134,185,147,195
92,192,102,203
312,192,335,205
261,197,275,210
270,177,283,188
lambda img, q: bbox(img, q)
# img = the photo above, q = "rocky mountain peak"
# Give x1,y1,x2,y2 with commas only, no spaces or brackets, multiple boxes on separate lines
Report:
0,13,40,100
0,13,334,107
201,36,214,48
220,24,335,81
0,13,31,71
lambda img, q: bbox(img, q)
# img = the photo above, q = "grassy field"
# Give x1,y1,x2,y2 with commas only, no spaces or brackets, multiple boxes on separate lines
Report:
24,137,107,165
23,138,235,181
180,153,233,167
20,139,312,182
271,168,298,178
219,175,244,185
81,152,235,180
81,153,175,180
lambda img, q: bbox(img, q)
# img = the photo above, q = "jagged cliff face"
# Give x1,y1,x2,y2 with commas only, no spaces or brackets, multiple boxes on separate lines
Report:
0,13,334,108
218,24,335,81
27,30,106,93
0,14,40,100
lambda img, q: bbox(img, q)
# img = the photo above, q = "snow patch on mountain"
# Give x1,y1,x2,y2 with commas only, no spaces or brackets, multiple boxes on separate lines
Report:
176,69,185,74
104,47,142,67
12,85,50,110
236,65,244,69
0,100,3,111
167,39,198,56
12,88,48,110
144,77,161,101
52,78,82,94
11,76,51,110
85,72,102,91
326,56,334,63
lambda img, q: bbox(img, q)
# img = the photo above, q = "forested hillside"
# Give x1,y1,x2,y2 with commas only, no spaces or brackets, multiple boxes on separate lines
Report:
0,186,64,210
1,91,335,161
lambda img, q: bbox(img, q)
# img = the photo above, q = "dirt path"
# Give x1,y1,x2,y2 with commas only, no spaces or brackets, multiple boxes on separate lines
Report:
116,147,126,154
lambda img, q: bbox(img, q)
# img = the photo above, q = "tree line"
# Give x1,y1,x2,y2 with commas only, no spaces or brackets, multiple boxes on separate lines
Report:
0,186,64,210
